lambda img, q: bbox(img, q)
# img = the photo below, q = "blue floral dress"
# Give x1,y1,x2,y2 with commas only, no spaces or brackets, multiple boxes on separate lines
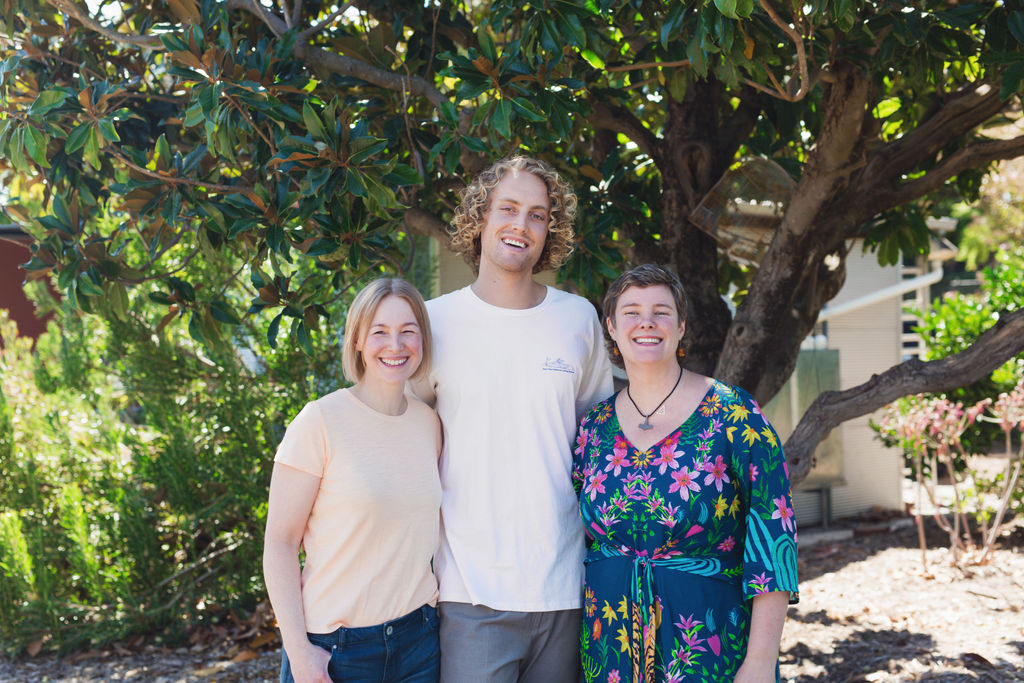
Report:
572,381,798,683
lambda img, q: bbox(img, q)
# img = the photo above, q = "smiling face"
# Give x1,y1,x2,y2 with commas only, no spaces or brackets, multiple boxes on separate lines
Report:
607,284,685,368
356,295,423,386
477,170,551,276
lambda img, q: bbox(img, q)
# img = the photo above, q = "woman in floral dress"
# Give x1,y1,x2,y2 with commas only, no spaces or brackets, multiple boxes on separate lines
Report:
573,265,798,683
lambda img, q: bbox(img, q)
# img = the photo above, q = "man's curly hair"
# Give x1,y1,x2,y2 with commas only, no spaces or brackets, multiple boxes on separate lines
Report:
448,156,578,274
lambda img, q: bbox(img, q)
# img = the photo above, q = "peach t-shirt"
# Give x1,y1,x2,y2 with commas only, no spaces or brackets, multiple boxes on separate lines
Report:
274,388,441,632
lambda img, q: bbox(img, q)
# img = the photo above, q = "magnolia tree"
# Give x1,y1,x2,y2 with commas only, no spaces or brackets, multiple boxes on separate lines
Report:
4,0,1024,483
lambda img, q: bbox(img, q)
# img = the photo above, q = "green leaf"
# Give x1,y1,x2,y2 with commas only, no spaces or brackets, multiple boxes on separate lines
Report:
82,125,101,169
65,124,91,154
348,139,388,165
439,99,458,125
1008,11,1024,44
97,119,120,143
493,99,512,139
24,126,49,167
107,283,129,322
714,0,740,20
510,98,547,122
296,321,314,356
209,299,241,325
302,100,327,140
188,312,207,345
477,27,498,63
167,276,196,302
580,49,605,69
383,164,422,186
29,89,69,117
155,133,171,165
76,273,104,297
267,311,284,348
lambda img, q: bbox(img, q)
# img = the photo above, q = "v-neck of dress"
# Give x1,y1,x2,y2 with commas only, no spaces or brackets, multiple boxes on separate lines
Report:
611,381,717,453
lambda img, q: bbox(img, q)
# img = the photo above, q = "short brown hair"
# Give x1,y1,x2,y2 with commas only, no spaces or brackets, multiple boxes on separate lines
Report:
448,156,577,274
601,264,689,369
341,278,432,383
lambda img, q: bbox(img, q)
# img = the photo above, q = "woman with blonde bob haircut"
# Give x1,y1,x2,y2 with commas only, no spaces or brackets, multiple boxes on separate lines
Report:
265,277,443,683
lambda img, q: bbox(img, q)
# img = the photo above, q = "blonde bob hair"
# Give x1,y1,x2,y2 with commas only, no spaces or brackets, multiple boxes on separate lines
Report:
341,278,432,383
448,155,578,274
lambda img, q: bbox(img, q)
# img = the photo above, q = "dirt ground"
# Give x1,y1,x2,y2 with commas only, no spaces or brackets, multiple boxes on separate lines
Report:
2,513,1022,683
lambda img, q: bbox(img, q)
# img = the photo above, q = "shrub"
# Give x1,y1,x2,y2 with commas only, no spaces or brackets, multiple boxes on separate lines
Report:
0,299,343,654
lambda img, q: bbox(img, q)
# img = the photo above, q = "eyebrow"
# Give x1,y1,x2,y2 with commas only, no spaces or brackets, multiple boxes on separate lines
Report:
495,196,550,211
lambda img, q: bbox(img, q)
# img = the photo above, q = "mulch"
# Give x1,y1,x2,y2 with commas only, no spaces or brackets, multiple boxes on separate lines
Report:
2,512,1022,682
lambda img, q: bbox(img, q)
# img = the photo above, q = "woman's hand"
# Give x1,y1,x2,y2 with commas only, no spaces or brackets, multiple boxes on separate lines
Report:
287,641,333,683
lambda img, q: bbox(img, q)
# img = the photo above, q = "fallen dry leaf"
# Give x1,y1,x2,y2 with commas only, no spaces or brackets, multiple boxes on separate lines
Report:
249,631,279,649
231,649,258,663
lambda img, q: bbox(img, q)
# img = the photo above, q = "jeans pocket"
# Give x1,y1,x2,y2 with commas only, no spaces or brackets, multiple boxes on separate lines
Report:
424,605,440,631
306,631,339,653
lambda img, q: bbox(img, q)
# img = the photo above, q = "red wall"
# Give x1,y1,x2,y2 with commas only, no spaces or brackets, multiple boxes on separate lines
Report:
1,235,51,339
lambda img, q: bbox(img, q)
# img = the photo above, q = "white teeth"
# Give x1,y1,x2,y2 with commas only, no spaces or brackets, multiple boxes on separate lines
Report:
502,238,527,248
380,358,408,366
634,337,661,344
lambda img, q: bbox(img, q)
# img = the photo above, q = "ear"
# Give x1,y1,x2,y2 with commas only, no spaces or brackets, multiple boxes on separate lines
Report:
679,320,686,338
605,315,617,340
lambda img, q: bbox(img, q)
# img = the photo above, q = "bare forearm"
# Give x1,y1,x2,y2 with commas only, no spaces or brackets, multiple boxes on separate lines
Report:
735,590,790,682
263,536,310,652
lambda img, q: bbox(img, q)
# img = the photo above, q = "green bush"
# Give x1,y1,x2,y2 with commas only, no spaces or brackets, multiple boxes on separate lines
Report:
0,298,344,654
912,244,1024,455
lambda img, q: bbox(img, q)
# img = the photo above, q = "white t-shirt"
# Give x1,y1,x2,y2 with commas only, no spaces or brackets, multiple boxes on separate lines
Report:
418,285,613,611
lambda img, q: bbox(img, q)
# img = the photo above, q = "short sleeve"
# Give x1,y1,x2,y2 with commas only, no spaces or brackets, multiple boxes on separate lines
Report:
574,307,614,420
726,387,799,603
274,401,329,478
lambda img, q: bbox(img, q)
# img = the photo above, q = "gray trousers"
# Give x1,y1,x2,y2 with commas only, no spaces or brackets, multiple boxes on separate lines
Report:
438,602,581,683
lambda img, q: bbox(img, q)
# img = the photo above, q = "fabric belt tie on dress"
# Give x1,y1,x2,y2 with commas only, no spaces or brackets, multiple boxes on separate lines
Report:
585,549,725,683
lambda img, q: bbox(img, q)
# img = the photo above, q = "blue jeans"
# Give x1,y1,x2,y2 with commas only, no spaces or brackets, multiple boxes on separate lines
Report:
280,604,440,683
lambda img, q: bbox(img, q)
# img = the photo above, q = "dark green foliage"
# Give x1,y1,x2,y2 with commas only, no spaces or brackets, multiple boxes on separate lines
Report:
0,296,343,654
911,244,1024,454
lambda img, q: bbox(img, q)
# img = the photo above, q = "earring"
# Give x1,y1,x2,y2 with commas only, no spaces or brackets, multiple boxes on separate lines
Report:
612,344,620,357
677,346,685,359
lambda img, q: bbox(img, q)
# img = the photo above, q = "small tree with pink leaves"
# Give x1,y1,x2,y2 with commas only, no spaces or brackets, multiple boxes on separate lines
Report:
879,381,1023,571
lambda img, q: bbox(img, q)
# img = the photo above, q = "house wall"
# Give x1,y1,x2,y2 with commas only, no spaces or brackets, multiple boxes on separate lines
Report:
817,245,905,520
433,238,557,297
0,235,49,340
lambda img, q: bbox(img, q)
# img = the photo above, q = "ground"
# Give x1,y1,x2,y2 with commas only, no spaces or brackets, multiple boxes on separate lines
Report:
1,513,1022,682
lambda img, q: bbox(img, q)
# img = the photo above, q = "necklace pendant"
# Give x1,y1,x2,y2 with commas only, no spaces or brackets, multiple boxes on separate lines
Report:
638,418,654,431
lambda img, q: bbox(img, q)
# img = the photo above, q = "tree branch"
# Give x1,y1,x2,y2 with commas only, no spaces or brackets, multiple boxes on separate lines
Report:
402,207,450,245
864,80,1006,183
784,308,1024,484
45,0,163,48
225,0,445,107
752,0,811,102
299,1,354,41
871,134,1024,211
606,58,690,73
588,100,660,160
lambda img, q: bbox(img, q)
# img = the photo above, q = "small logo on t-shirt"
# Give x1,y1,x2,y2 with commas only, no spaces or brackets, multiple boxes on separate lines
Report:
542,357,576,374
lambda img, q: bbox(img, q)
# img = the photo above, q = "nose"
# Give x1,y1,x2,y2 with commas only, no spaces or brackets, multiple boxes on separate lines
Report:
510,211,527,231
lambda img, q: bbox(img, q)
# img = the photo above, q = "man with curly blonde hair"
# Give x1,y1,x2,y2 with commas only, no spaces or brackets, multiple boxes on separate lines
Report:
415,156,613,681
